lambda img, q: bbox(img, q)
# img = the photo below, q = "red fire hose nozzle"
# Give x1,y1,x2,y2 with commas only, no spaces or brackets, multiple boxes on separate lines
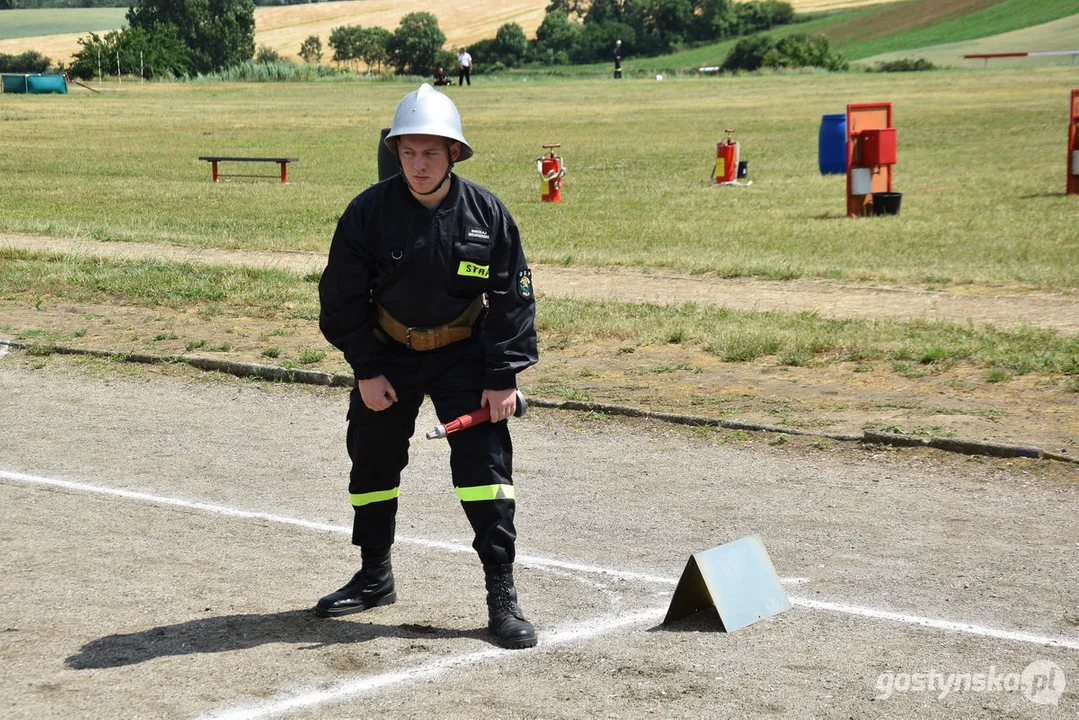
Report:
425,390,528,440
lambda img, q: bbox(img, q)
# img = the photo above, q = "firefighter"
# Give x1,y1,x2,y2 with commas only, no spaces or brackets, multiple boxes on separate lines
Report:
316,83,539,650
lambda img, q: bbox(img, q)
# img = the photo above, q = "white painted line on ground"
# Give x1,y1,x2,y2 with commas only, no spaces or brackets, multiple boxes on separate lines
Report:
0,469,346,533
202,607,668,720
0,469,800,586
4,469,1078,652
790,597,1079,650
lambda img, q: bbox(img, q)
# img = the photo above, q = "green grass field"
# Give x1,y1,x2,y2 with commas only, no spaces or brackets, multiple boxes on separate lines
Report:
0,8,126,41
2,69,1076,288
1,67,1077,380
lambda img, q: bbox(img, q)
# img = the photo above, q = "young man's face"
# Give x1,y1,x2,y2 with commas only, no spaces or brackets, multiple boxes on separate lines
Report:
397,134,460,196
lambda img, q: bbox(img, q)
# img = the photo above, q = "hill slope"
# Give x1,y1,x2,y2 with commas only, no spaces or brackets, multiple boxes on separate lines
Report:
632,0,1078,73
0,0,906,65
816,0,1079,60
0,0,548,65
860,12,1079,67
254,0,546,59
0,0,1075,70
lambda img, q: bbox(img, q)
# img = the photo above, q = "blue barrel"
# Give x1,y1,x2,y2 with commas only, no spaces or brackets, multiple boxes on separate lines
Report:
818,113,847,175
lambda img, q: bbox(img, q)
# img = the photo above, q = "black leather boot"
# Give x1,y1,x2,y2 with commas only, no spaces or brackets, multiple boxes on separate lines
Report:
484,563,537,649
314,547,396,618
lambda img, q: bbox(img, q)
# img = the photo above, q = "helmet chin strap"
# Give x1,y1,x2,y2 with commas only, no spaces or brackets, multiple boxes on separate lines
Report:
399,139,456,196
401,164,453,196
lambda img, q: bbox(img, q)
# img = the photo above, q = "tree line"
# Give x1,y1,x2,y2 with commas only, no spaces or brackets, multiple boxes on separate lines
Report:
63,4,452,80
54,0,844,81
66,0,254,79
528,0,796,65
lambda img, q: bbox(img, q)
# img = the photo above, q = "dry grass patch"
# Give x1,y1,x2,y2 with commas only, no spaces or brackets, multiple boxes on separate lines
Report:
0,31,94,66
255,0,548,59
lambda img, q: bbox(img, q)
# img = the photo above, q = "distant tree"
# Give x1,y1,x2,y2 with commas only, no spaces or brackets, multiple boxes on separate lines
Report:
0,50,52,73
328,26,347,64
389,12,445,76
493,22,528,66
255,44,283,64
572,19,634,63
328,25,361,68
299,35,322,64
634,0,694,54
126,0,255,74
720,33,775,71
535,11,580,55
545,0,586,17
763,33,847,71
0,0,19,9
585,0,625,25
689,0,734,41
468,37,497,66
722,32,846,72
68,27,189,79
435,48,457,72
357,26,391,72
731,1,794,36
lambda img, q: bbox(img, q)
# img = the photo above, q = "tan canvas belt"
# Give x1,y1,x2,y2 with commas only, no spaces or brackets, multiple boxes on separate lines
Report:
377,295,484,351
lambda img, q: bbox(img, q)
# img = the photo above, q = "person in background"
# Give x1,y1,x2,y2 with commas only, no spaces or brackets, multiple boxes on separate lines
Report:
316,84,539,650
613,39,623,79
457,47,473,86
433,66,450,86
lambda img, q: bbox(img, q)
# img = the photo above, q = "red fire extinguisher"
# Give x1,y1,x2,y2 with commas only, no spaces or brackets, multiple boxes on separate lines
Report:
536,143,565,202
713,128,739,184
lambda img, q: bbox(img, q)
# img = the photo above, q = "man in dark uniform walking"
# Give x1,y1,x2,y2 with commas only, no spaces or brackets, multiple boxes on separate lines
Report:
316,84,539,650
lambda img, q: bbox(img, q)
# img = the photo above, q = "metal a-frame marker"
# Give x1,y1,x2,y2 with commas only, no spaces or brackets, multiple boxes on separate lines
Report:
663,534,790,632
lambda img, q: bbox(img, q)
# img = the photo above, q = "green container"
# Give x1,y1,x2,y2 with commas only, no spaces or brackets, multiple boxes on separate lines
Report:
2,74,29,93
2,74,68,94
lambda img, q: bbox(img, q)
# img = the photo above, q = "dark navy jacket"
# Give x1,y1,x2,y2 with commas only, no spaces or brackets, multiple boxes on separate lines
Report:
319,173,538,390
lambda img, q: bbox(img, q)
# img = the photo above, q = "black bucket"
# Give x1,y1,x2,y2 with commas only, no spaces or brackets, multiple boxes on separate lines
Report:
873,191,902,216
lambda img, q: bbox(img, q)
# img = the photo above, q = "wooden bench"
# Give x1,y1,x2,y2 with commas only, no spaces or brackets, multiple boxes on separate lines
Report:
198,156,299,183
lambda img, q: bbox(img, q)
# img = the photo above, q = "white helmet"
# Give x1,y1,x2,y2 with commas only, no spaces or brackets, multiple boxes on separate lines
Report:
385,83,473,162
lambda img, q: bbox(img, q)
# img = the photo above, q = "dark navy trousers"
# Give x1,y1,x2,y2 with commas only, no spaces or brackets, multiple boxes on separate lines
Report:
346,331,517,566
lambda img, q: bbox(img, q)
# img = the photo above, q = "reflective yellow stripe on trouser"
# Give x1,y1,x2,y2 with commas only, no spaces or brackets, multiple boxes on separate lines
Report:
456,485,515,502
350,488,400,507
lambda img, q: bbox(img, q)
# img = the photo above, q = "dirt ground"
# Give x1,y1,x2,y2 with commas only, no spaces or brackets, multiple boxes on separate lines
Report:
1,232,1077,459
0,354,1076,719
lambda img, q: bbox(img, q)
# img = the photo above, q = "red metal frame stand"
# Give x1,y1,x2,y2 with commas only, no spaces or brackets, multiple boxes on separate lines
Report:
1068,89,1078,196
845,102,894,217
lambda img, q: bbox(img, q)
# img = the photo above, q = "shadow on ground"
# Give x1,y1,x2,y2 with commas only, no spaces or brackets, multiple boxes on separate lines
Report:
66,610,486,669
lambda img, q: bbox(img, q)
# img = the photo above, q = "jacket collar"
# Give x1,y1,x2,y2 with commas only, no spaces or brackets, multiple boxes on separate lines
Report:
396,172,460,214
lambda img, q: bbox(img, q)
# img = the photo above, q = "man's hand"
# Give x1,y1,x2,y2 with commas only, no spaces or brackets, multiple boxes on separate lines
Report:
359,375,398,411
481,388,517,423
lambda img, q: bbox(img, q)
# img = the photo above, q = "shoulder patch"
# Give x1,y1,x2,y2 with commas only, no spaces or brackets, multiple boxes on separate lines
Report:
517,268,533,300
